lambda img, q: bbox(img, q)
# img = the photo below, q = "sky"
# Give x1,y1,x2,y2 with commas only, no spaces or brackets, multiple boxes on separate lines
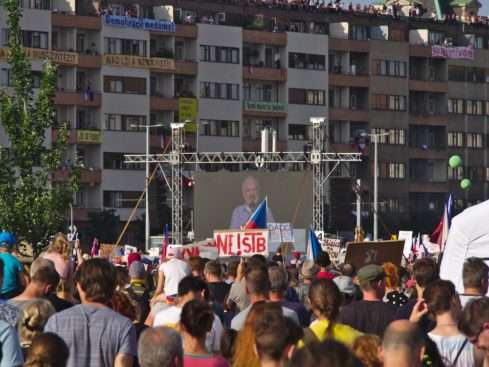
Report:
353,0,489,15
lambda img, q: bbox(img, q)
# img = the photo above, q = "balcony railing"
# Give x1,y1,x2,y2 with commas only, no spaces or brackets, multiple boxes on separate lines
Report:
103,54,175,72
243,100,287,114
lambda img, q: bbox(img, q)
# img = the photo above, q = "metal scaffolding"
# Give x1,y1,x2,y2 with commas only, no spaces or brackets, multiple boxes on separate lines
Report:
125,120,362,244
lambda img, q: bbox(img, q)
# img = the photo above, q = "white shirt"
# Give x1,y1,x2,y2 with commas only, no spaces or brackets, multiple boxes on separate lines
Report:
230,303,299,331
158,258,191,296
428,333,474,367
153,305,223,353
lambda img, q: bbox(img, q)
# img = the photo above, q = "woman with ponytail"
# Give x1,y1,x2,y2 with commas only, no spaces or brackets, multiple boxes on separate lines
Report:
18,299,55,356
302,279,362,347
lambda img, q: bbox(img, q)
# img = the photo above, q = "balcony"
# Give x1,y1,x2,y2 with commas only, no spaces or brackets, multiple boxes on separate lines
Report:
242,139,287,152
78,54,102,68
329,38,369,52
409,80,448,93
175,60,197,76
243,30,286,46
150,96,179,111
409,181,448,193
243,67,287,82
53,168,102,186
243,101,287,118
409,147,446,160
103,54,175,72
329,73,369,88
0,48,79,66
52,13,101,30
176,24,197,38
409,45,431,58
54,91,101,107
330,108,368,122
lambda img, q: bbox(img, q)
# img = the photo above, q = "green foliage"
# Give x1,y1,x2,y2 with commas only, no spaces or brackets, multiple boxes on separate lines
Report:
0,0,79,255
86,209,121,244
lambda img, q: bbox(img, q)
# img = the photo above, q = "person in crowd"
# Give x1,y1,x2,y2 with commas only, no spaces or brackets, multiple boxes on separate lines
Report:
339,264,396,336
352,334,382,367
0,258,21,327
18,299,55,355
0,232,26,299
111,290,137,323
303,278,361,346
288,340,363,367
116,267,130,291
459,257,488,308
189,256,205,279
127,252,141,270
0,319,23,367
154,275,223,353
179,299,229,367
232,301,267,367
23,332,69,367
254,305,303,367
423,279,474,367
225,261,239,285
333,275,357,306
10,257,59,310
153,247,191,303
296,260,318,309
230,266,299,331
204,260,230,308
383,262,408,307
45,258,137,367
315,252,336,280
220,328,237,362
268,266,309,326
396,257,438,333
458,297,489,365
138,327,183,367
381,320,426,367
126,260,150,327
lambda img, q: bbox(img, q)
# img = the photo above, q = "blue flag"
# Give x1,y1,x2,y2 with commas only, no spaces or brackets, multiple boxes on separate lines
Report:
308,228,322,261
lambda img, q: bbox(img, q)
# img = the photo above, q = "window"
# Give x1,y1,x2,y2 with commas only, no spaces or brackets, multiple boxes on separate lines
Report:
429,31,445,45
466,100,483,115
199,45,239,64
448,99,464,114
104,152,144,170
104,76,146,94
200,82,239,100
379,198,406,213
0,68,11,87
467,133,483,148
448,132,464,147
22,31,48,49
104,114,146,131
289,124,308,140
351,25,368,41
289,88,325,105
373,60,407,77
26,0,51,9
105,38,147,57
371,94,406,111
199,119,239,137
103,191,144,208
448,166,464,180
371,128,406,145
379,162,405,179
288,53,326,70
448,66,466,82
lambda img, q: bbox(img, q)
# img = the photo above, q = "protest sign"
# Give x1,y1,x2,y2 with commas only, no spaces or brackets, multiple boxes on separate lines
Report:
268,223,294,243
214,229,269,257
344,240,404,269
99,243,117,258
321,237,342,264
166,239,219,260
398,231,413,259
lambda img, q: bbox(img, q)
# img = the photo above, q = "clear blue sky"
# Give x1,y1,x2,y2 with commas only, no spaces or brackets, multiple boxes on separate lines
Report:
353,0,488,15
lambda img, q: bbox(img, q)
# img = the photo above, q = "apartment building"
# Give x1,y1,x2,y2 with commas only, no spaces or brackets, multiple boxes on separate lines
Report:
1,0,489,237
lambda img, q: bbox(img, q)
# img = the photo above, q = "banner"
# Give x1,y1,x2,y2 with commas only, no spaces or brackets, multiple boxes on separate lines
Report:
321,237,342,264
431,45,474,60
345,240,405,269
0,48,78,65
104,15,176,33
398,230,413,259
214,229,269,257
268,223,294,243
167,239,219,260
103,54,175,71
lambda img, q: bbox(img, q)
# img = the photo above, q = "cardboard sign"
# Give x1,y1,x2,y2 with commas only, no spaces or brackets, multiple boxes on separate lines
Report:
344,240,405,269
321,238,342,264
398,231,413,259
99,243,117,258
268,223,294,243
214,229,269,257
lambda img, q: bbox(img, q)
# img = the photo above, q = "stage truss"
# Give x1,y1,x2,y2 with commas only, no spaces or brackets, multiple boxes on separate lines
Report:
125,120,361,244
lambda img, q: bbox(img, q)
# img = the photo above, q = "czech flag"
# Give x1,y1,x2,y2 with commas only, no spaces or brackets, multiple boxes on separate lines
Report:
431,194,453,252
160,224,169,262
307,228,322,261
244,198,268,229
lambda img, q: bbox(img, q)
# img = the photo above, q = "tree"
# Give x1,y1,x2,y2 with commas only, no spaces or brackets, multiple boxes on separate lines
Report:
85,210,120,244
0,0,78,255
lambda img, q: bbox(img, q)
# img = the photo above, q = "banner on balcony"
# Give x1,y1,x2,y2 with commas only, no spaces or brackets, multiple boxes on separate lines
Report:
77,130,102,144
0,48,78,65
431,45,474,60
179,98,198,133
103,54,175,71
104,15,176,33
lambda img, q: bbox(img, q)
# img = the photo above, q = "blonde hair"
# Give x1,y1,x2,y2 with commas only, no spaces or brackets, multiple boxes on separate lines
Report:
383,262,400,289
19,299,56,348
48,233,70,258
352,334,382,367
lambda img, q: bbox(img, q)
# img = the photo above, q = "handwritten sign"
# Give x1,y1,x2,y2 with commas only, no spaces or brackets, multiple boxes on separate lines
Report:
214,229,268,257
321,237,342,263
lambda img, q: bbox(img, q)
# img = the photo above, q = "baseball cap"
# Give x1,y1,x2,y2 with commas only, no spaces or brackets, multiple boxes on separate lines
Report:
301,260,319,280
333,275,356,295
0,231,16,247
357,264,384,284
127,252,141,269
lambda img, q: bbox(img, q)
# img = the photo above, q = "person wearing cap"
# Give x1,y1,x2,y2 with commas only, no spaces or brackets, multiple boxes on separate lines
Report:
126,261,150,326
0,231,27,299
333,275,358,306
338,264,397,336
297,260,318,310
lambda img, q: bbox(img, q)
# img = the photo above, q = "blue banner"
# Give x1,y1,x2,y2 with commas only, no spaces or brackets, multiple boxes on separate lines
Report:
104,15,176,33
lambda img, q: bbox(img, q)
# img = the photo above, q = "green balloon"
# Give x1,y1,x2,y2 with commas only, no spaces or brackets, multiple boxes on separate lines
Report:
449,155,462,168
460,178,472,190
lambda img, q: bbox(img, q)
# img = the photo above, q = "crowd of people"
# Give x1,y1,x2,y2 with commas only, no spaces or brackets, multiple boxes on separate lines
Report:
1,232,489,367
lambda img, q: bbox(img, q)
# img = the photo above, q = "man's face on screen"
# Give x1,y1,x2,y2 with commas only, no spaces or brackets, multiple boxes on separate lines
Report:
242,178,258,207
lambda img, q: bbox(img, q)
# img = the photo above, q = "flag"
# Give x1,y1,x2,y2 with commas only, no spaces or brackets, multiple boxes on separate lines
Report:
244,198,268,229
411,233,420,260
430,194,453,252
160,224,169,262
307,228,322,261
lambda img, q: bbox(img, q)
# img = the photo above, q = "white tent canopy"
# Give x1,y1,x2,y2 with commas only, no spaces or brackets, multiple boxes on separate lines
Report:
440,199,489,294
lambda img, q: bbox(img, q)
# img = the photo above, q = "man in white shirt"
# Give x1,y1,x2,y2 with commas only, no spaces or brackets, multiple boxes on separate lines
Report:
153,248,191,302
153,276,223,353
231,266,299,331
